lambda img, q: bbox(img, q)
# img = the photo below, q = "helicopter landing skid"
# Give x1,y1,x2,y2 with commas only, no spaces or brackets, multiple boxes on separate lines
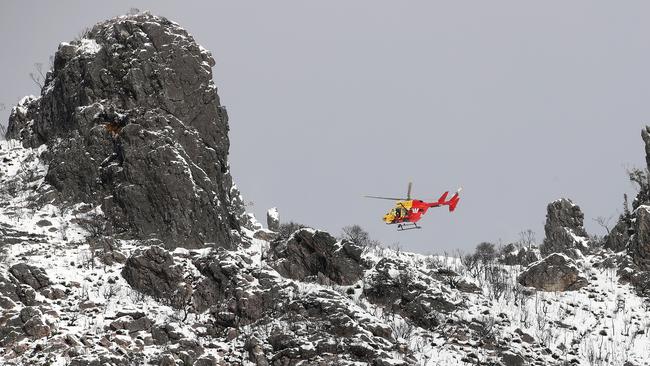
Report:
397,223,421,231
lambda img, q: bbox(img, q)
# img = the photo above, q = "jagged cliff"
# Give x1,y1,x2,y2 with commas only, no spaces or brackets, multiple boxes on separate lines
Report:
0,11,649,366
6,12,241,249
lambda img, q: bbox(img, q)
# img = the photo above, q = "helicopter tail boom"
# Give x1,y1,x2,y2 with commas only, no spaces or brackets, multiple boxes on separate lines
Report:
431,188,461,212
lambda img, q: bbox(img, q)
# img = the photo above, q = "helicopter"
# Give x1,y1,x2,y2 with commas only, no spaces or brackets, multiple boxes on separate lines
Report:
365,183,461,231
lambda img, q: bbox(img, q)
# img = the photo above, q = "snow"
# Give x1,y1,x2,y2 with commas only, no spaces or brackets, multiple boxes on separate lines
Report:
267,207,279,222
78,39,102,54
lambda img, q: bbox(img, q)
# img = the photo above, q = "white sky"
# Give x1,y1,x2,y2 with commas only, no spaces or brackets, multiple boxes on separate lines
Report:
1,1,649,253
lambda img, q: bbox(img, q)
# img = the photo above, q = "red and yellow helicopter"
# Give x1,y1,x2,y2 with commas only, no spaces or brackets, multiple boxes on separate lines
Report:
365,183,461,231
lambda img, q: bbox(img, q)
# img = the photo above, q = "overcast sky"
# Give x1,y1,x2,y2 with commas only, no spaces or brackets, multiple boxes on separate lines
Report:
2,1,649,253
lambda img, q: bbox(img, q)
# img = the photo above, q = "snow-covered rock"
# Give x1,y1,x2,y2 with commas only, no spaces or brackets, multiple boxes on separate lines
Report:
267,207,280,232
540,198,590,258
268,228,365,285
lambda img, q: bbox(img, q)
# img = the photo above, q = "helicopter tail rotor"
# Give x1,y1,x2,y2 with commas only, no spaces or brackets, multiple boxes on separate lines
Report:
447,187,462,212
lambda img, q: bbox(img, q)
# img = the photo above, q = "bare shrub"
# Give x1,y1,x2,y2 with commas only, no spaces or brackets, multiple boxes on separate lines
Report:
461,252,481,279
518,229,536,249
628,167,650,209
340,224,380,254
102,284,120,303
389,318,415,341
73,26,92,42
474,242,497,263
128,288,147,304
277,221,306,241
477,316,496,340
485,264,510,300
29,62,46,89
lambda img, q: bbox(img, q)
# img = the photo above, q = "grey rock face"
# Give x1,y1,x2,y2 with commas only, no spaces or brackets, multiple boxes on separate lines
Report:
268,229,364,285
9,263,50,290
629,206,650,271
517,253,588,291
605,216,631,252
121,245,189,302
6,13,243,249
539,199,589,258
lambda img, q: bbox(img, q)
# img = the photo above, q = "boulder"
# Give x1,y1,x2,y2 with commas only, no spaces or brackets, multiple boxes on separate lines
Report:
539,199,589,258
121,245,190,302
16,285,38,306
0,273,19,303
268,228,364,285
6,12,244,249
22,315,51,338
517,253,588,291
245,336,270,366
9,263,50,290
252,229,278,242
500,351,527,366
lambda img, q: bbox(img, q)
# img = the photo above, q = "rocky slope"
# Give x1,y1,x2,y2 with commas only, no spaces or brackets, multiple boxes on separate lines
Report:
1,11,649,366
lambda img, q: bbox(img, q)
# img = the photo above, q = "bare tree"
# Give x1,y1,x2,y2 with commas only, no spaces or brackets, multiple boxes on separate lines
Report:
102,284,120,304
277,221,306,240
518,229,536,249
474,242,497,264
78,213,107,269
29,62,46,89
593,216,613,235
340,224,380,252
628,167,650,208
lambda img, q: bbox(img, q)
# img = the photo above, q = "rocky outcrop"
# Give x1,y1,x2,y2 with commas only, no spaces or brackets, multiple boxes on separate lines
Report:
6,13,243,249
539,199,589,258
605,215,631,252
267,207,279,232
269,288,407,366
364,258,458,329
629,206,650,271
268,229,364,285
121,245,189,302
517,253,588,291
193,247,280,320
